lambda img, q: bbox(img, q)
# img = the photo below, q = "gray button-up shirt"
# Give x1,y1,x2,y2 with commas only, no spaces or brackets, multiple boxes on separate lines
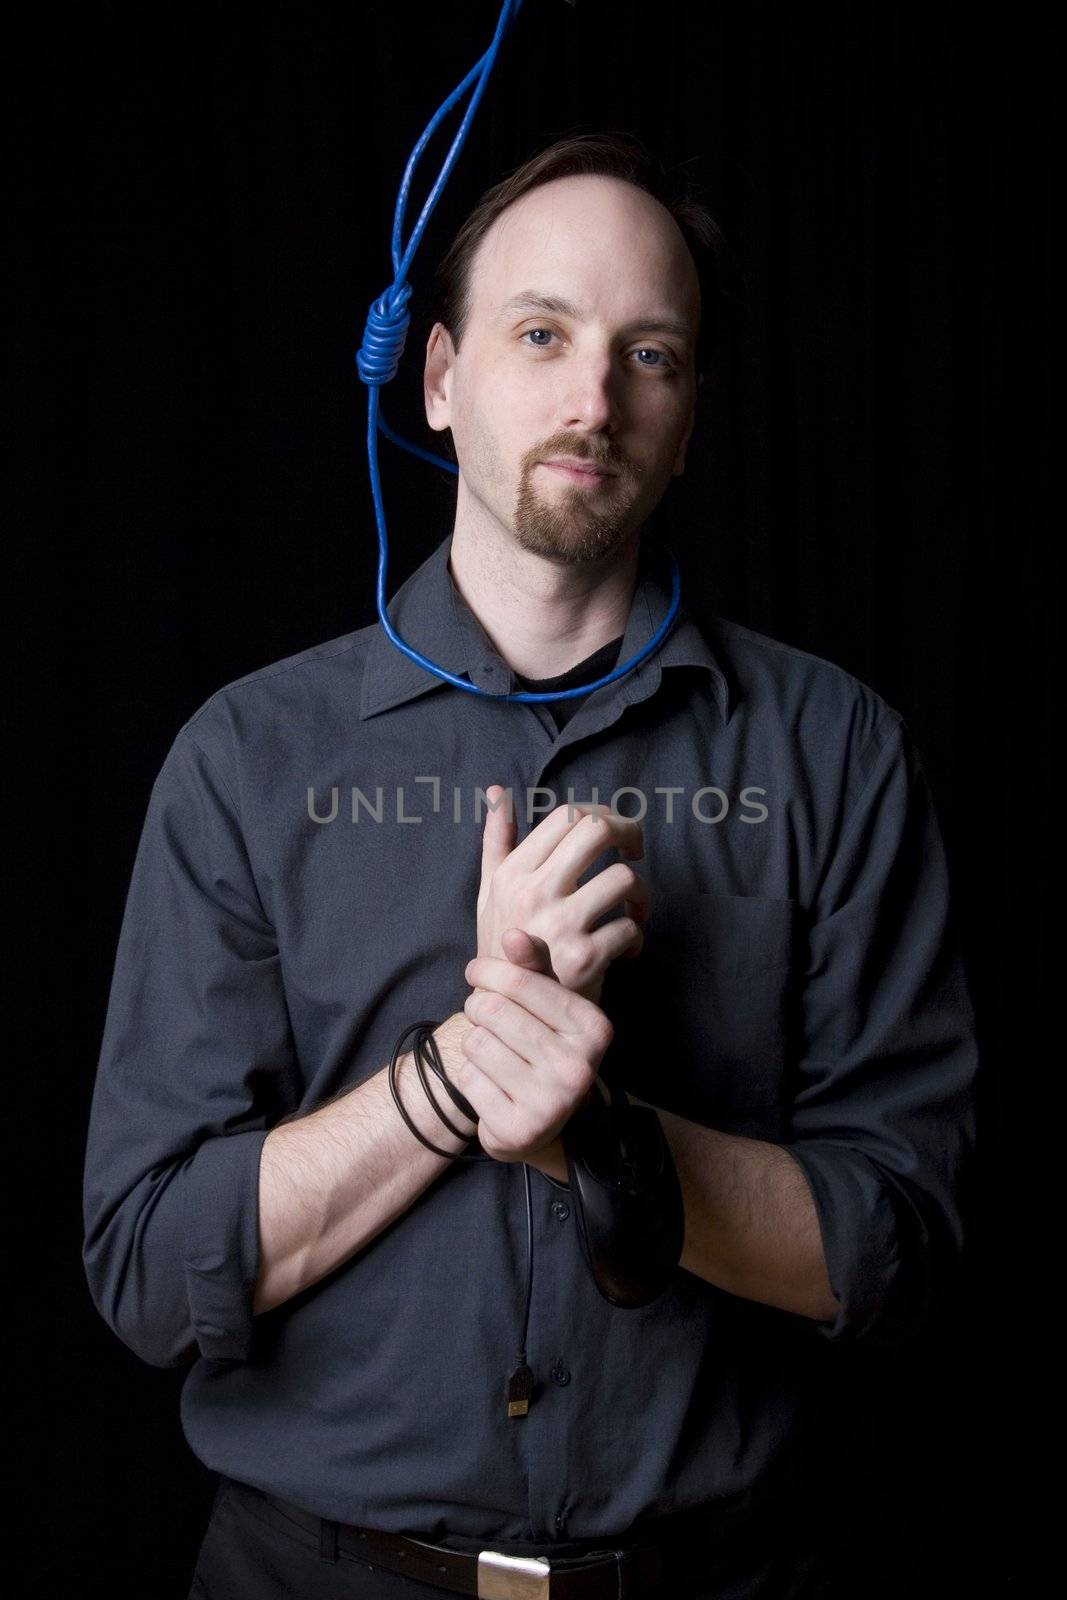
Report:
82,531,978,1544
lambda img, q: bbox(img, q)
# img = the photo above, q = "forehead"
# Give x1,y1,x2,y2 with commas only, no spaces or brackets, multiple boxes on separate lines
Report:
468,174,700,328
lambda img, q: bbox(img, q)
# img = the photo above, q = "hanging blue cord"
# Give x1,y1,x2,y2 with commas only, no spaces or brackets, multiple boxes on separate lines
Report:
354,0,682,703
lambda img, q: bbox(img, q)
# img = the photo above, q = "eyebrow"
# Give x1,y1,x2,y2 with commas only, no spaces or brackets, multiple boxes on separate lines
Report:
495,290,693,345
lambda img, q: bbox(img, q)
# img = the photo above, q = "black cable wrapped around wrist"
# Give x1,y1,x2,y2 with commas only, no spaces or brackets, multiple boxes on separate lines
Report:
412,1021,479,1130
388,1019,492,1163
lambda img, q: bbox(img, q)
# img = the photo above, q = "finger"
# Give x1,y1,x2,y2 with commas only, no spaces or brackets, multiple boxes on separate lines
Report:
464,955,587,1035
501,926,557,977
503,799,642,880
455,1037,550,1166
568,861,651,928
534,809,645,903
464,990,570,1081
462,1009,576,1117
462,1020,531,1099
501,799,595,875
449,1051,516,1133
556,914,643,989
468,929,554,1006
600,916,643,960
479,783,516,883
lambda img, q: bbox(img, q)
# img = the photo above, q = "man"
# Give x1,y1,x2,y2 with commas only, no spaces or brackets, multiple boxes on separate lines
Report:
82,134,978,1599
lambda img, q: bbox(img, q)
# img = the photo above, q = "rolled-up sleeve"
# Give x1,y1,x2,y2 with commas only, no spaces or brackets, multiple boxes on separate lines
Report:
82,724,296,1368
787,712,978,1347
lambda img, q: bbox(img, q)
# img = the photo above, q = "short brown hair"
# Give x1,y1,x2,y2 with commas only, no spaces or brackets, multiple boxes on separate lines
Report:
428,130,727,383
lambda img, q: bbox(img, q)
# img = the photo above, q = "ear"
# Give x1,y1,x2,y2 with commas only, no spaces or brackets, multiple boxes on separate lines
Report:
424,322,456,435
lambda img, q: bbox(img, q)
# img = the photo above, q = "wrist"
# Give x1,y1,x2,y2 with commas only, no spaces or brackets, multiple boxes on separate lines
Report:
396,1014,479,1152
432,1011,477,1110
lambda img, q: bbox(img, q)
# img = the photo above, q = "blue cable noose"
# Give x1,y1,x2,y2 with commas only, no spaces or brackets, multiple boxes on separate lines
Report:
354,0,682,704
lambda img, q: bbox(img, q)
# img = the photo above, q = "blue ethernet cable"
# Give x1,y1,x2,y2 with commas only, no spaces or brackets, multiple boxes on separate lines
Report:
353,0,682,704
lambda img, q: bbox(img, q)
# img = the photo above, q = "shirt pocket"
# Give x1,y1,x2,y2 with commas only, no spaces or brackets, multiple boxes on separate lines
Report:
601,890,799,1139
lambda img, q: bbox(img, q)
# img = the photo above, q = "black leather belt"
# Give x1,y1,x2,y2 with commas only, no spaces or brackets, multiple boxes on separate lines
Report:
229,1478,672,1597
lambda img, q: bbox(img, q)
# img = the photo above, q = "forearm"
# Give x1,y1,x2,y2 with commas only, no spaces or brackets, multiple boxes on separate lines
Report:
253,1013,477,1315
623,1096,837,1322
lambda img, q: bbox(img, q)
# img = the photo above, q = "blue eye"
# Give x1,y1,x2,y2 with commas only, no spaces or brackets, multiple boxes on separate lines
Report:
520,328,675,371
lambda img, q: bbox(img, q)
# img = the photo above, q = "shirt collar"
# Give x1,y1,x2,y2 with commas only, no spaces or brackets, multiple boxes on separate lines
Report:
359,532,730,723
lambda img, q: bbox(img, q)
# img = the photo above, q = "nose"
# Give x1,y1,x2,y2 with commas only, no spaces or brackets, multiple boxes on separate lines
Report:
556,351,620,435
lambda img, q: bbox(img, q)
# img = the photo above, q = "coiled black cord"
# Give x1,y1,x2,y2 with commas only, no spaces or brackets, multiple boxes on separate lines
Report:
388,1020,488,1158
389,1019,536,1416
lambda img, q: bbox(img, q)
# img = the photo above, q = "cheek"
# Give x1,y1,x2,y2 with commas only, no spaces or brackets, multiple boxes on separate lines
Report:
455,398,514,485
461,352,516,405
456,362,517,439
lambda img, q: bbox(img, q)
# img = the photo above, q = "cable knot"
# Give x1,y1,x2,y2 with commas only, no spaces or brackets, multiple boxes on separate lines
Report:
356,282,414,387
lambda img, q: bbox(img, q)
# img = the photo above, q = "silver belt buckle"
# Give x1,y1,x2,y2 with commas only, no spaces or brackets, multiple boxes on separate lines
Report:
477,1548,552,1598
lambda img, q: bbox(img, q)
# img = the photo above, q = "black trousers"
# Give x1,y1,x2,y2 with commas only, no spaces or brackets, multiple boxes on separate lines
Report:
186,1476,835,1599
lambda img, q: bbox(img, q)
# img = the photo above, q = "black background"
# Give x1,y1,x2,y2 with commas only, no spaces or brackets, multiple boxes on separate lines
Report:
18,1,1044,1594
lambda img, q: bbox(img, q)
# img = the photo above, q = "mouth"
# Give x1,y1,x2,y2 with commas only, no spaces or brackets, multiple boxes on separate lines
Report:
540,461,616,488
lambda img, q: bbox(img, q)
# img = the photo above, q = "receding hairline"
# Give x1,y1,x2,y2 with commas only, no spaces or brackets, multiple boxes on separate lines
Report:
464,175,701,346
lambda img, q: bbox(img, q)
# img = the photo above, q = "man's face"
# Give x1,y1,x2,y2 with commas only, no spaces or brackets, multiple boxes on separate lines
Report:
425,174,702,566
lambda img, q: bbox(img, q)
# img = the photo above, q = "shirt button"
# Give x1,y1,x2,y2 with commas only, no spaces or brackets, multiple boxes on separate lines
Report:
554,1512,568,1532
551,1201,570,1221
550,1362,571,1387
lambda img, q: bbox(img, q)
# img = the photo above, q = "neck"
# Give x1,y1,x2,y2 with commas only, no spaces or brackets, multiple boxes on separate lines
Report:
447,513,641,682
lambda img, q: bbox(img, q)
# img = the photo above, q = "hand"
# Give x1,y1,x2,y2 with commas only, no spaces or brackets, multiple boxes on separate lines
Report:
476,784,649,1006
487,925,575,1180
456,942,614,1166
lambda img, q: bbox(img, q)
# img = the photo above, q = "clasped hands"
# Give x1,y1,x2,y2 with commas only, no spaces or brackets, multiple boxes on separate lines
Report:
450,785,650,1171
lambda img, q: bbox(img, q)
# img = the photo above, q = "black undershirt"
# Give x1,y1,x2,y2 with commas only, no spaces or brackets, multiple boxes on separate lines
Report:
510,634,625,734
